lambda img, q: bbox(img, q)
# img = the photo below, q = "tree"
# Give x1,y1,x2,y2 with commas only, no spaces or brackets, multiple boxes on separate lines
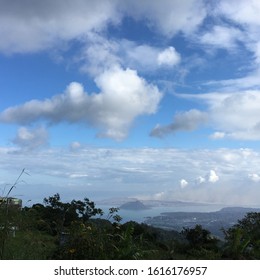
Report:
52,206,121,259
181,225,220,259
223,212,260,259
39,193,103,236
182,225,218,249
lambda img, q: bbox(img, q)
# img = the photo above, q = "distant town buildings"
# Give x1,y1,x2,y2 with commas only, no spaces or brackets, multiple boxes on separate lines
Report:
0,197,22,209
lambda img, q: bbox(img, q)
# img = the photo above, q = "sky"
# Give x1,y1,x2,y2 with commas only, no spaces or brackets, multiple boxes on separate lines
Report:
1,0,260,206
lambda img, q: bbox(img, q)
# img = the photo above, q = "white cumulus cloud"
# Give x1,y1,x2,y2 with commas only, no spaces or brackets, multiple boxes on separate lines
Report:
180,179,189,188
209,91,260,140
207,170,219,183
176,90,260,141
0,0,120,54
157,46,181,66
195,170,219,185
0,0,207,55
196,176,206,184
0,67,162,140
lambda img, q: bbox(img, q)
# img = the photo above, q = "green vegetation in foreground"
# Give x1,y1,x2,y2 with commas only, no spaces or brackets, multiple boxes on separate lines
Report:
1,193,260,260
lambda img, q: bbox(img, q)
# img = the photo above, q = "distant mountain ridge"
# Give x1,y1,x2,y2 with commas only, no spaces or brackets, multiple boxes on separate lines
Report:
219,206,260,213
97,197,214,208
145,206,260,239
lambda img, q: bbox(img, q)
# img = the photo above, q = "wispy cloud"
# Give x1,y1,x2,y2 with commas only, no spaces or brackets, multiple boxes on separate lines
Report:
12,126,48,151
79,36,181,76
122,0,206,37
1,146,260,204
198,25,244,50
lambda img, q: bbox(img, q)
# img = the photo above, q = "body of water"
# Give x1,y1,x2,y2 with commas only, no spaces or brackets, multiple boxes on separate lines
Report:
97,204,225,224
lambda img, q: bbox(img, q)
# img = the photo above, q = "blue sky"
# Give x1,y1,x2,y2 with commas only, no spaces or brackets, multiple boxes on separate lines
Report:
1,0,260,206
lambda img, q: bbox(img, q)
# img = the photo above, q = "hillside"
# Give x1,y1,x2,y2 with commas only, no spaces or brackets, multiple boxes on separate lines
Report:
144,206,260,239
2,194,260,260
120,200,149,210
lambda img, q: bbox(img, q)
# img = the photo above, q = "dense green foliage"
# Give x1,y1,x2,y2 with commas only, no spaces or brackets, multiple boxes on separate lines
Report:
1,194,260,260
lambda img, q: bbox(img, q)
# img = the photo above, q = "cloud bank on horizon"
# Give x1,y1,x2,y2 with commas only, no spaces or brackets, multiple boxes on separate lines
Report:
1,0,260,205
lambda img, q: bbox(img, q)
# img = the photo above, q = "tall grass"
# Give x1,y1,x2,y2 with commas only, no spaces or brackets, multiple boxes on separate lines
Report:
0,168,29,259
